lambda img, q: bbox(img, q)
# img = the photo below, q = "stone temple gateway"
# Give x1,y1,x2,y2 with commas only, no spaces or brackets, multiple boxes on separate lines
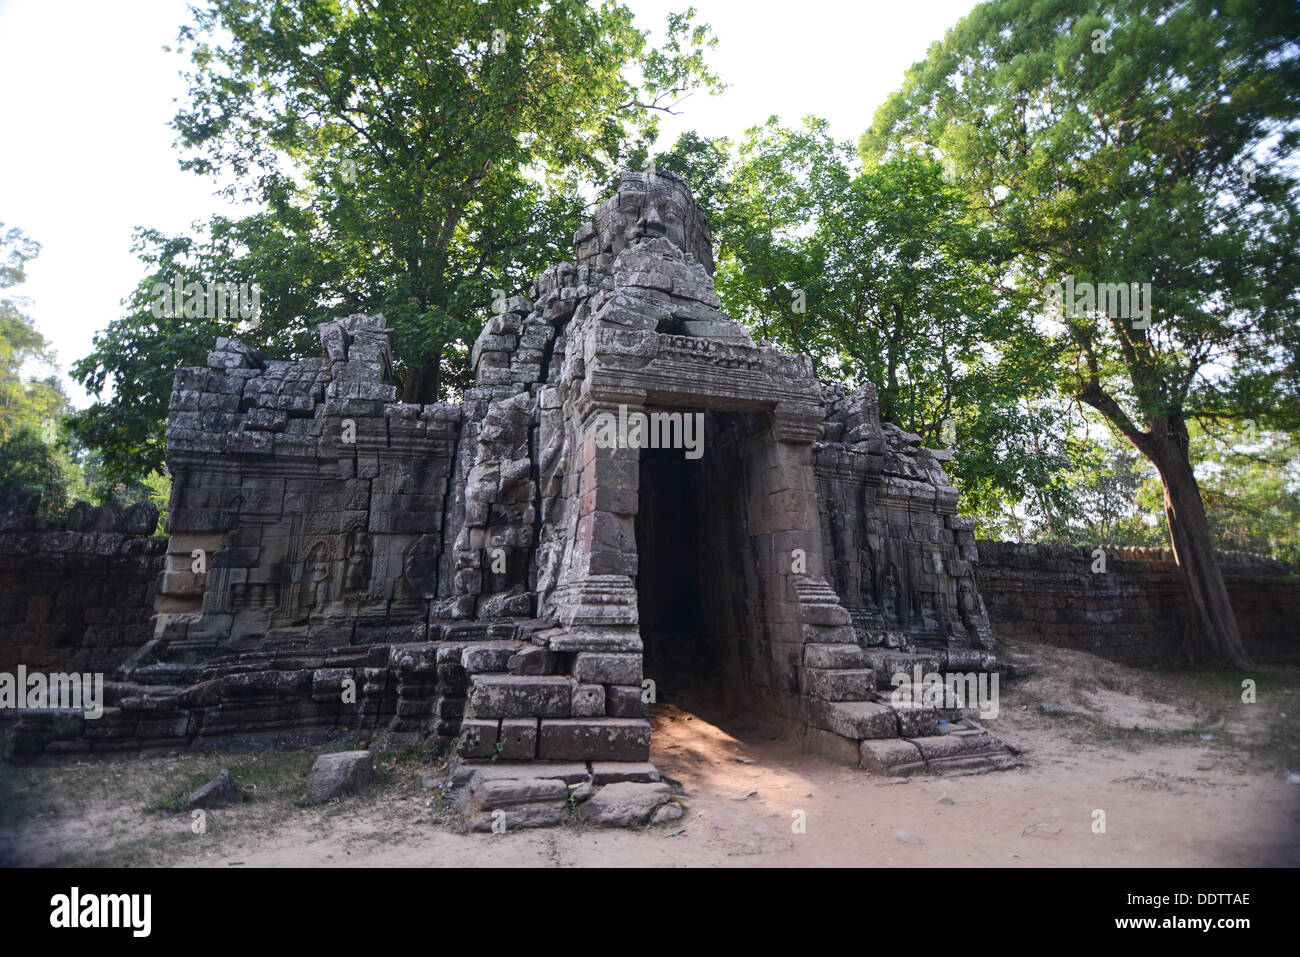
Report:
14,171,1017,823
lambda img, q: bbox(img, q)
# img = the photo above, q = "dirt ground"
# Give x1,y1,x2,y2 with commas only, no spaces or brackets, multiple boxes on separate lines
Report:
2,640,1298,867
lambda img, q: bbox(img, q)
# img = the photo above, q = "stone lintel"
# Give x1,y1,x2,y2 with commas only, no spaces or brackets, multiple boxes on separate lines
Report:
772,402,824,444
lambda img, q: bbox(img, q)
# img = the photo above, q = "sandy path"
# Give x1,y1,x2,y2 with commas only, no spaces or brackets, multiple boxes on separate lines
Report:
174,704,1298,868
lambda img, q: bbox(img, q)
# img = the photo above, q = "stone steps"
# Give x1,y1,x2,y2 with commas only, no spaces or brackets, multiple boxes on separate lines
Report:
450,760,672,831
457,670,652,762
800,648,1018,777
801,667,876,701
790,577,1002,777
804,642,868,669
862,726,1019,777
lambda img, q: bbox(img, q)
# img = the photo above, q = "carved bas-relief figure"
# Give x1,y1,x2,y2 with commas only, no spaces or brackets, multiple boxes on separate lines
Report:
343,528,372,594
402,534,439,599
884,563,903,624
957,576,980,630
304,541,332,610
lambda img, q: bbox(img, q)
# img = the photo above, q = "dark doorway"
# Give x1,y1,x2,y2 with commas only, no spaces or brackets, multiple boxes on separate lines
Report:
635,409,762,715
636,440,718,704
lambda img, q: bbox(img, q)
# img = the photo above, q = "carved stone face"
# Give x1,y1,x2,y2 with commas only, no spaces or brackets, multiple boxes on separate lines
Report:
582,170,715,275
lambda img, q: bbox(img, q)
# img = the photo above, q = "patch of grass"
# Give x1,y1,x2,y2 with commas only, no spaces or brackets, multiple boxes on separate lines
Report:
1147,660,1298,690
1244,717,1300,772
1051,700,1300,771
0,741,452,866
1060,712,1212,750
144,749,320,813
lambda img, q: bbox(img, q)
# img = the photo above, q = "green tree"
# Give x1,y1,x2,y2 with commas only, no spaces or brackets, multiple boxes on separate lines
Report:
71,0,721,485
1,224,61,442
1011,418,1300,559
0,426,77,515
0,223,79,513
863,0,1300,665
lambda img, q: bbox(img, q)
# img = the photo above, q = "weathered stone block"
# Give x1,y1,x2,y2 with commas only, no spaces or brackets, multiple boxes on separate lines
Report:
537,718,651,761
894,706,940,738
803,643,867,669
507,644,557,675
498,717,538,759
859,739,926,776
468,675,571,718
590,761,660,784
577,781,672,826
802,668,875,701
605,685,648,718
809,700,897,739
458,718,499,758
461,642,520,674
304,751,374,805
468,804,567,832
908,730,1001,760
570,682,606,717
470,776,567,810
573,652,641,685
188,768,239,808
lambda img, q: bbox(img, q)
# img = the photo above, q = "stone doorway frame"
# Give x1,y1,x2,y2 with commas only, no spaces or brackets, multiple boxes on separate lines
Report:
546,328,861,738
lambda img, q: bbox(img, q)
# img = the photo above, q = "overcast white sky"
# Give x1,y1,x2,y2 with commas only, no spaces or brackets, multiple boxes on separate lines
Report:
0,0,979,407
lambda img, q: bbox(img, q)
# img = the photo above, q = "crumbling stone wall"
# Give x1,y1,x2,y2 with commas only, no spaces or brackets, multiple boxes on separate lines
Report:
975,541,1300,663
154,320,461,650
0,491,164,673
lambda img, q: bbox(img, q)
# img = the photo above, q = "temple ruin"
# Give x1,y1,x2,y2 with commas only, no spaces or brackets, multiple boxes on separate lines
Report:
6,171,1023,824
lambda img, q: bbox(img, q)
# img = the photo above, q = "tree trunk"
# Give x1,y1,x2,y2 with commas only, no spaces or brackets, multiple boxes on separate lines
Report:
1139,423,1252,668
416,355,440,404
399,352,442,404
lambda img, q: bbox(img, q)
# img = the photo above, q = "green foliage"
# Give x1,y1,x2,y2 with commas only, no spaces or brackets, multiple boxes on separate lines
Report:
71,0,721,486
860,0,1300,584
1187,426,1300,563
71,221,286,485
0,223,80,514
1058,442,1167,547
59,0,1300,578
1,224,60,443
656,118,1075,519
985,416,1300,561
0,425,78,515
79,451,172,531
1002,424,1169,546
862,0,1300,444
